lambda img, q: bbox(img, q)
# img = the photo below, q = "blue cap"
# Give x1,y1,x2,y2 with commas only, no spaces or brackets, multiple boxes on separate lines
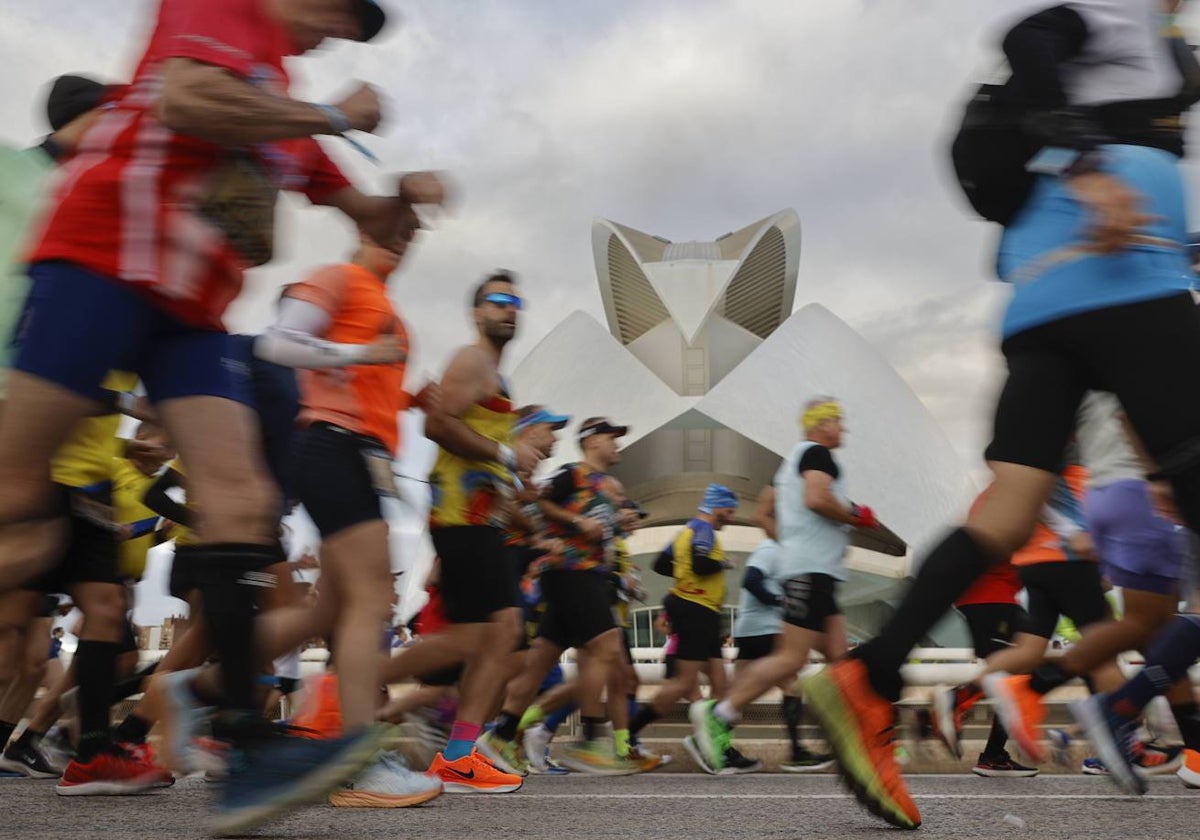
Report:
698,483,738,514
355,0,387,42
516,408,571,433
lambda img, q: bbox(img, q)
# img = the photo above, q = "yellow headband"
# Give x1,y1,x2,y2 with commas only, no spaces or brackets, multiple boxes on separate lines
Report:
802,401,841,432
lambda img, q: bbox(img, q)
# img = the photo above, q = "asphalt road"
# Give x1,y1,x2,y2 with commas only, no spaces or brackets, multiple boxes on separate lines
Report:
5,772,1200,840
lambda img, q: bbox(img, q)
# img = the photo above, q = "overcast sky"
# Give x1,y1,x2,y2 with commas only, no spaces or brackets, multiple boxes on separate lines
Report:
7,1,1200,623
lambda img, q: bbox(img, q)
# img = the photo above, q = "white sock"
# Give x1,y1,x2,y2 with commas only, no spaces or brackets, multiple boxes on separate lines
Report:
714,700,740,725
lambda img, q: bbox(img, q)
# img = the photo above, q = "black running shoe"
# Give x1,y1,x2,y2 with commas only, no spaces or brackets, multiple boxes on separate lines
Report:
0,740,62,779
972,750,1039,778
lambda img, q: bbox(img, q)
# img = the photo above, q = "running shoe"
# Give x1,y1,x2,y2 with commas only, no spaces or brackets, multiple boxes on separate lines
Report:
719,746,762,775
981,672,1046,763
1178,748,1200,788
560,739,640,776
930,684,979,760
1082,742,1182,777
329,751,443,808
43,725,75,760
143,668,212,774
0,739,62,779
780,746,834,773
1069,694,1146,796
972,750,1039,778
212,723,387,836
475,730,529,777
288,672,343,739
688,699,732,773
115,741,175,788
803,659,920,830
429,749,523,793
56,746,172,796
523,724,554,773
1046,727,1073,766
682,736,761,776
627,744,666,772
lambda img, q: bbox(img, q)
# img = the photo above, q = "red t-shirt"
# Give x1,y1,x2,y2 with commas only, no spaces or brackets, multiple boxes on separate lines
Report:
29,0,350,329
955,487,1020,608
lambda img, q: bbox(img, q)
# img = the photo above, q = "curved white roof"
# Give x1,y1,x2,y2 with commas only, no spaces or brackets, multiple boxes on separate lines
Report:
592,210,801,346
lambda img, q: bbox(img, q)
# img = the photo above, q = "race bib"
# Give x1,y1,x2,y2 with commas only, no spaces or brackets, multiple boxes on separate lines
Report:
362,448,399,499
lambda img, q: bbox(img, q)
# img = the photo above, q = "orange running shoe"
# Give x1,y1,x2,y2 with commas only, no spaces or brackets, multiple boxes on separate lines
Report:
803,659,920,829
1177,748,1200,788
290,672,343,739
429,749,523,794
982,672,1046,763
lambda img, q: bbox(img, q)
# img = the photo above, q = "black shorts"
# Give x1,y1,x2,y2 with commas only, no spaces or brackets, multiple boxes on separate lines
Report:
432,526,515,624
622,627,634,663
292,423,391,538
119,619,138,655
277,677,301,696
781,574,841,632
1017,562,1111,639
538,569,617,649
958,602,1024,658
986,294,1200,473
664,653,679,679
168,544,280,600
664,594,722,662
24,484,120,595
735,633,778,661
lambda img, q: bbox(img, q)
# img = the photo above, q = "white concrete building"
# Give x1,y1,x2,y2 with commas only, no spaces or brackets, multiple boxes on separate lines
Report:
511,211,974,644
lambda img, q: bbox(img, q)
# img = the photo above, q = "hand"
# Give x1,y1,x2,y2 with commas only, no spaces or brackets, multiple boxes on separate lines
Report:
1067,531,1096,561
361,334,407,365
332,83,383,133
850,503,879,529
114,524,134,542
1065,172,1154,254
411,381,440,413
125,438,169,462
398,171,448,206
514,442,539,475
575,516,604,541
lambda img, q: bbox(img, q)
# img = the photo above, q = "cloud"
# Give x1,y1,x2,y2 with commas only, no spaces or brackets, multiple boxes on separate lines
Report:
1,0,1153,522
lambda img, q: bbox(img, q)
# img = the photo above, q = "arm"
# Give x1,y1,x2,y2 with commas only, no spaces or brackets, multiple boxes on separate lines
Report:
255,298,388,369
143,468,195,529
158,59,375,145
803,471,858,525
754,485,777,540
741,566,782,608
688,527,725,576
424,347,512,464
537,467,604,540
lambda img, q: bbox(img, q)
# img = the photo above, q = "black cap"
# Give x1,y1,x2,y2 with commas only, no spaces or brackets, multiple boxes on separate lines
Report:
45,75,115,131
578,417,629,443
355,0,387,42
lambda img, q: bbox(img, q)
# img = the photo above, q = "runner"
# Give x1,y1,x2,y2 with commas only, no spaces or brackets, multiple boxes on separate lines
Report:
254,213,443,807
478,417,639,776
803,3,1200,827
376,271,534,793
0,0,432,831
691,400,874,775
628,484,750,772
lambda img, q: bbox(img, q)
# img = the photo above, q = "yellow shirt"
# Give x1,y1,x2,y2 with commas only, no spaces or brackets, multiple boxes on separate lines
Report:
113,458,163,580
429,390,516,529
50,371,138,489
165,459,199,547
669,518,727,612
613,537,633,629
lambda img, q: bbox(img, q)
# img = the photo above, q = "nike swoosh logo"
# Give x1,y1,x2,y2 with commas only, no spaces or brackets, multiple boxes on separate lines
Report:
446,767,475,780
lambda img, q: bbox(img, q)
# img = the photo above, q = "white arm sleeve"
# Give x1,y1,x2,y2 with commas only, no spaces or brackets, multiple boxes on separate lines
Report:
254,298,370,369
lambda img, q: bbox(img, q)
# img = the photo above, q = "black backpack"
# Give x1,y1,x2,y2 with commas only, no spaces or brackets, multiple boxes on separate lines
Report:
652,546,674,577
949,76,1042,226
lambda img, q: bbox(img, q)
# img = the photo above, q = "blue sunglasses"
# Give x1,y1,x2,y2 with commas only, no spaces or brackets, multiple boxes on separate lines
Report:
484,292,523,310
